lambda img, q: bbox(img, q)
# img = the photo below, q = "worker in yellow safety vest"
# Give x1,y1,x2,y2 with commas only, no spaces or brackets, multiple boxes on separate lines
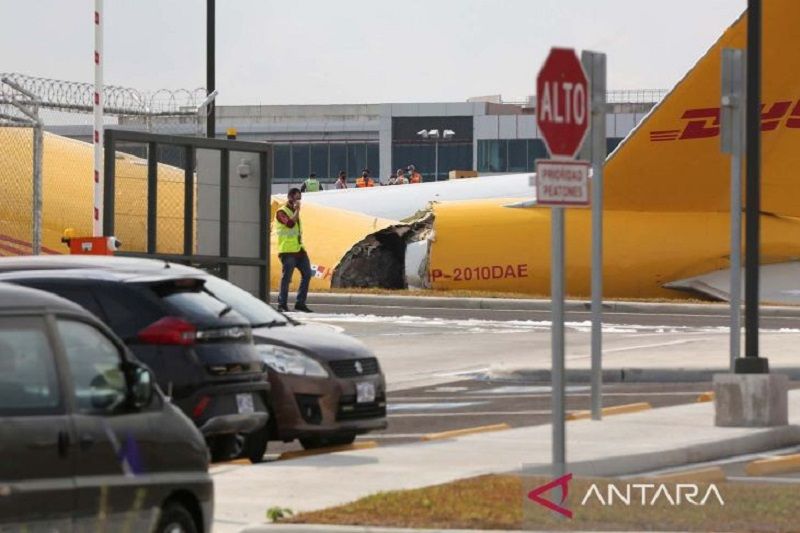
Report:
355,169,375,188
301,173,322,193
275,187,313,313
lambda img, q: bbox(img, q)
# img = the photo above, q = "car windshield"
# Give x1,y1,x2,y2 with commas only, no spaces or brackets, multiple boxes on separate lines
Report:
201,275,289,327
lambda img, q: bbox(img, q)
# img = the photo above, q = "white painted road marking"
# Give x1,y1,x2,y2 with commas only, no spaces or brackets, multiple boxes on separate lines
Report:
388,401,486,412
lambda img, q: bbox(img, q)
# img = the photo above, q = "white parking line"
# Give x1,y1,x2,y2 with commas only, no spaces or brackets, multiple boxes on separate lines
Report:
388,401,486,412
389,410,551,417
391,391,702,401
363,433,428,439
567,339,695,360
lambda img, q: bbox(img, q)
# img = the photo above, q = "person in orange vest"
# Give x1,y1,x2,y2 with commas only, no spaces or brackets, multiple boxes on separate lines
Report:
407,164,422,184
355,169,375,188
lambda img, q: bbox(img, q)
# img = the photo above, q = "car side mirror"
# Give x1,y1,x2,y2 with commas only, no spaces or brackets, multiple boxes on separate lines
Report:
127,365,154,409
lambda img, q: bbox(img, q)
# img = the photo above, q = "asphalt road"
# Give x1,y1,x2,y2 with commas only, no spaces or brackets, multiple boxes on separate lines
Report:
306,301,800,329
260,376,800,459
256,306,800,464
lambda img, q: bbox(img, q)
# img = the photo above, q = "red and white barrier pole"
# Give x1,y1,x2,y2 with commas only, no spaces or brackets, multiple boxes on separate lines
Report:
93,0,104,236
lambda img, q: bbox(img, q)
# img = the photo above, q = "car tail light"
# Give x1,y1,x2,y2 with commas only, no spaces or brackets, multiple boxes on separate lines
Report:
137,317,196,346
192,395,211,419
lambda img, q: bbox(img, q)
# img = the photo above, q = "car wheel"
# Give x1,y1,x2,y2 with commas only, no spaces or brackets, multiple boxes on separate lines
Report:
156,502,197,533
299,433,357,450
242,424,270,463
208,434,239,463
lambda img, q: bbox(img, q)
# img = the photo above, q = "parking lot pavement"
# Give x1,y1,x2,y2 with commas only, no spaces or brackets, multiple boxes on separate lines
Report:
374,379,735,445
251,378,734,458
257,376,800,457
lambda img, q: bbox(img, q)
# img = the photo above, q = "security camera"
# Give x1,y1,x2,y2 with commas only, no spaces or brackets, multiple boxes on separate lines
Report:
237,159,251,179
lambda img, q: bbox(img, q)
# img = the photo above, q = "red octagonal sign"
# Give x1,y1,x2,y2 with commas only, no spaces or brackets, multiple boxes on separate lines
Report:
536,48,590,159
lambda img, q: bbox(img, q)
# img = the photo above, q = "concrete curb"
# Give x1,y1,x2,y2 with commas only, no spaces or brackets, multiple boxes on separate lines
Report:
484,366,800,383
520,424,800,479
244,526,528,533
273,291,800,318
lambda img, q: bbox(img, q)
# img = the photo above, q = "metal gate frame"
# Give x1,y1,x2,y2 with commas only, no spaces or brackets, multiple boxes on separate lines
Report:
102,129,272,301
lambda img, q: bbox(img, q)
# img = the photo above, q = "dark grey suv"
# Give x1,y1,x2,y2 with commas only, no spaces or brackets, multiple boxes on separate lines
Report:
0,282,212,532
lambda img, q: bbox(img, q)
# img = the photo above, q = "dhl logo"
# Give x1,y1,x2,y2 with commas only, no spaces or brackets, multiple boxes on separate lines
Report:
649,100,800,142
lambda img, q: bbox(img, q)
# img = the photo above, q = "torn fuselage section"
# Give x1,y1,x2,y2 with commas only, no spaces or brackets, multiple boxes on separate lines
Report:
331,209,435,290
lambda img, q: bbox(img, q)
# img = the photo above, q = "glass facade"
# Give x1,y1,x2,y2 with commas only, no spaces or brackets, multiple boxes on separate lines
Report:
391,116,474,182
272,142,379,182
391,142,472,182
477,138,625,173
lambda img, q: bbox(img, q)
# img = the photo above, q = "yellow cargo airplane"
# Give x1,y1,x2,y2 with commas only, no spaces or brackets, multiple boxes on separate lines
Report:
0,129,187,256
4,0,800,302
288,0,800,300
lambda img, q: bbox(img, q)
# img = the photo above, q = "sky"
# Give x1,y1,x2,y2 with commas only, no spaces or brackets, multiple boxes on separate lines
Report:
1,0,746,105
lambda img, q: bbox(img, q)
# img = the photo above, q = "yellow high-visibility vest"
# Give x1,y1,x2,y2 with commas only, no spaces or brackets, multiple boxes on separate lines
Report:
275,205,303,253
303,178,320,192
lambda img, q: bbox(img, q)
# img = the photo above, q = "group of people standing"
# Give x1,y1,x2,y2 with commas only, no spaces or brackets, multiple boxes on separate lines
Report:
300,165,423,192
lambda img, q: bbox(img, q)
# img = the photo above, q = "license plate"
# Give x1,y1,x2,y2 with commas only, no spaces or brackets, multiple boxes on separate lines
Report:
236,393,255,414
356,382,376,404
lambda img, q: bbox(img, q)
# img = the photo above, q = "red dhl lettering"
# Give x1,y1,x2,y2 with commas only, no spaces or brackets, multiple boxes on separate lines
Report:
649,100,800,142
430,264,529,282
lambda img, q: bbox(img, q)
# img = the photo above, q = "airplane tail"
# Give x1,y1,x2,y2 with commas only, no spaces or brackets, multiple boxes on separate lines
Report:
604,0,800,217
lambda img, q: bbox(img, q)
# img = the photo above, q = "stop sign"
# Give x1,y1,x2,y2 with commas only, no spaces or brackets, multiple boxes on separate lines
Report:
536,48,590,159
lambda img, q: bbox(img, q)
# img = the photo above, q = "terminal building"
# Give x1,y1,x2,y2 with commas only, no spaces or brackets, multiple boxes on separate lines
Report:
112,90,665,186
46,90,664,188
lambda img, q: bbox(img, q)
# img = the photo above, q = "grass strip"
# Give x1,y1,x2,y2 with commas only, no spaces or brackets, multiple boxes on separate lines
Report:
285,474,800,531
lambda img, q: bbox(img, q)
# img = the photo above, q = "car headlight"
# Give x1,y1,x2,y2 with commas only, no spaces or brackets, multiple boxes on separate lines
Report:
256,345,329,378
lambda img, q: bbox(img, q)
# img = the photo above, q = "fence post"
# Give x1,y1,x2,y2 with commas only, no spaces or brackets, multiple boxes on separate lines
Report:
32,111,43,255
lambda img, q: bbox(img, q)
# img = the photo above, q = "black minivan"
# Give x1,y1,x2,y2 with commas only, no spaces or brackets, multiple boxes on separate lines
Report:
0,282,212,532
0,268,270,462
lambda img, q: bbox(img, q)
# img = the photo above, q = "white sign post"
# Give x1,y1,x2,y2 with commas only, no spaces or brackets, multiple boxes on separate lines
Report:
536,48,591,480
535,160,590,206
580,50,607,421
721,48,746,371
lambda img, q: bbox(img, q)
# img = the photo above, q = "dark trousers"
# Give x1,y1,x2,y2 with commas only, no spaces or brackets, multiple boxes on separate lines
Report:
279,253,312,307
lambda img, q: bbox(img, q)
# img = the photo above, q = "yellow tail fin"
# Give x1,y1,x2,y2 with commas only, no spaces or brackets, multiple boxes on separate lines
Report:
605,1,800,216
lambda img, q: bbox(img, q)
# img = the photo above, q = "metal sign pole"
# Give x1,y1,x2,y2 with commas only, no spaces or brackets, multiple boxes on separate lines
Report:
721,48,746,371
551,205,566,478
537,46,592,481
581,50,607,420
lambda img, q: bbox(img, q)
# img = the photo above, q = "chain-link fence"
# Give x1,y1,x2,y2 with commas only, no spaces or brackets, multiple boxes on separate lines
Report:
0,73,210,256
0,77,43,255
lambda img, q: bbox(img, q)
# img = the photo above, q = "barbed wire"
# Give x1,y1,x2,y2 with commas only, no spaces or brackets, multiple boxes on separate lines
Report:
492,89,668,107
0,73,206,116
